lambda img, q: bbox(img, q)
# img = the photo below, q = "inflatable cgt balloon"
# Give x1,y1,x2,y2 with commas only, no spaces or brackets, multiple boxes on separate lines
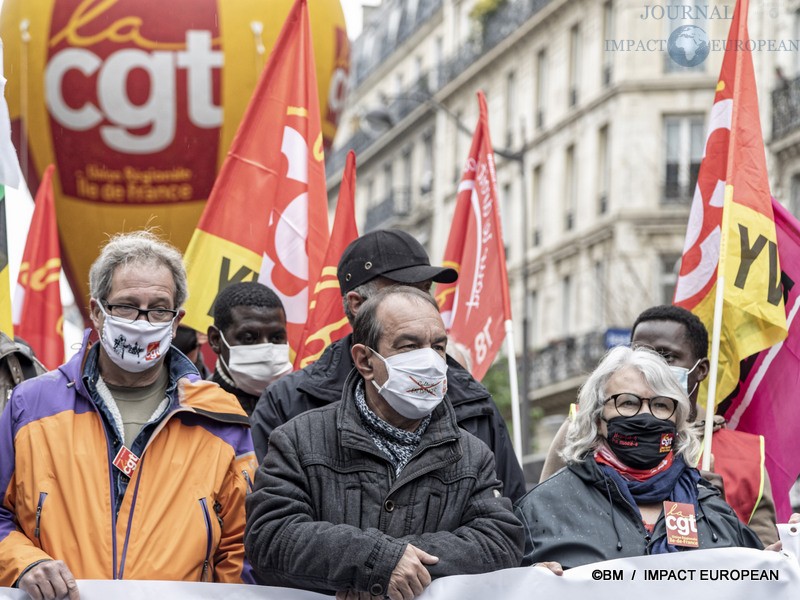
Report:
1,0,349,318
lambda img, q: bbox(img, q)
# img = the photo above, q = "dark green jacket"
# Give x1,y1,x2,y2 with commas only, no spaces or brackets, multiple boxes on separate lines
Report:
514,455,763,569
245,371,524,596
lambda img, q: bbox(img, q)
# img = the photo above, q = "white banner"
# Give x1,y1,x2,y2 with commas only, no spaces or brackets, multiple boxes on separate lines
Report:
1,549,798,599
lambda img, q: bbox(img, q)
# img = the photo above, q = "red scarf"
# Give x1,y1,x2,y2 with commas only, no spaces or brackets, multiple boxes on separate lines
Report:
594,442,674,481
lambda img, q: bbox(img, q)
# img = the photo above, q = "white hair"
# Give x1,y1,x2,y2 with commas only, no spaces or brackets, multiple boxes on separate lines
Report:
560,345,701,465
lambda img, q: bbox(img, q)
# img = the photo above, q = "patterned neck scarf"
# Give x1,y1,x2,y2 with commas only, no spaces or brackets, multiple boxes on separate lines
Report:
354,380,431,476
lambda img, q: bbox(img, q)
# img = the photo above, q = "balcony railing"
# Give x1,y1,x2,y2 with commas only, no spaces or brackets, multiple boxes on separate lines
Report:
364,188,411,232
529,328,630,391
772,75,800,142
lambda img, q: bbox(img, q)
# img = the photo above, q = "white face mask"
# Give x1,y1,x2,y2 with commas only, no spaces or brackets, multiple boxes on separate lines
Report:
370,348,449,420
219,331,292,396
97,303,175,373
669,359,702,396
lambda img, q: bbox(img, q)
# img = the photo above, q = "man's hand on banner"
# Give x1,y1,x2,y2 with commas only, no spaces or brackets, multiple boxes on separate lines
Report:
19,560,80,600
532,561,564,576
387,544,439,600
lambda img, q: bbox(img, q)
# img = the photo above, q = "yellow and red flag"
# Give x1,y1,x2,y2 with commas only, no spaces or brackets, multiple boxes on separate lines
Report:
673,0,786,407
436,91,511,381
182,0,329,357
13,164,64,369
294,150,358,369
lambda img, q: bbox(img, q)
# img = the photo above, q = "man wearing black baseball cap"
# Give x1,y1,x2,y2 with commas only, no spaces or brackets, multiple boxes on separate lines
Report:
250,229,526,502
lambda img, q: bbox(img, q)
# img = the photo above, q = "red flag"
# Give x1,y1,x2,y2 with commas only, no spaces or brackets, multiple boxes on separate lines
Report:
673,0,786,407
294,151,359,369
436,91,511,381
724,199,800,520
13,164,63,369
182,0,329,357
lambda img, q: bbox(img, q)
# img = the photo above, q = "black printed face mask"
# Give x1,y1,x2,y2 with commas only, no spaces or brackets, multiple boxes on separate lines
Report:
605,413,677,470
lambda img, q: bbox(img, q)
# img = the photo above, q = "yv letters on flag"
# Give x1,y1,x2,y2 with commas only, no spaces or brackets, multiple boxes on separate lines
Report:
724,200,800,520
673,0,786,407
183,0,329,355
13,165,63,369
294,150,358,369
436,91,511,381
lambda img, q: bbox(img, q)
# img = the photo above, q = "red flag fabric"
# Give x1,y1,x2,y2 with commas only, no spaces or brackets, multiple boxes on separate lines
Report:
436,91,511,381
13,164,63,369
294,150,358,369
724,199,800,520
673,0,786,407
182,0,329,358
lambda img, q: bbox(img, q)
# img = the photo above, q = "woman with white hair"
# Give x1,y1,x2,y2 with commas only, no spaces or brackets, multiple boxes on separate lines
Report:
514,346,762,569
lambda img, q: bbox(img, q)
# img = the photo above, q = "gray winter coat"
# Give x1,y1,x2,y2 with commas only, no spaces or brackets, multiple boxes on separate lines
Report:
514,455,763,569
245,371,524,596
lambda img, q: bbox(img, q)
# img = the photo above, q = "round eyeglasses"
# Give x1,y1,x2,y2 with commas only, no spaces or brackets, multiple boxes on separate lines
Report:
102,301,178,324
603,393,678,421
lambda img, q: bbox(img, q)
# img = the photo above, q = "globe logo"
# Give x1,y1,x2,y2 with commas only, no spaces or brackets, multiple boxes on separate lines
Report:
667,25,710,67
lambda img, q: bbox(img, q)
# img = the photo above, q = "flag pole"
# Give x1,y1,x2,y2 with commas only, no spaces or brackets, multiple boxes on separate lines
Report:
702,276,725,471
504,319,523,463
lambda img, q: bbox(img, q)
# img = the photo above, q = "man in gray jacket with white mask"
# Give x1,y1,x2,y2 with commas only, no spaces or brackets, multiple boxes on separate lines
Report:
244,286,523,600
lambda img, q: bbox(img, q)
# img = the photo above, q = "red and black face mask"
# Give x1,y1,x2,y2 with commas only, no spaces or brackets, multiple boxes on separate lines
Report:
604,413,677,470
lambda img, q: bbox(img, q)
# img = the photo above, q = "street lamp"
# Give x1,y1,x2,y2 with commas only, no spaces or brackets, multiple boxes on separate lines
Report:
362,93,533,459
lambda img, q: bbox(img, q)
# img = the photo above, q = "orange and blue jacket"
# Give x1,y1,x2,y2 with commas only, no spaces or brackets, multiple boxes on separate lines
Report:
0,332,257,585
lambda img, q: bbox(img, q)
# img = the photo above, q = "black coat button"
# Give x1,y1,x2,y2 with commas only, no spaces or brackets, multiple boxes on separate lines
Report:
370,583,384,595
384,500,395,512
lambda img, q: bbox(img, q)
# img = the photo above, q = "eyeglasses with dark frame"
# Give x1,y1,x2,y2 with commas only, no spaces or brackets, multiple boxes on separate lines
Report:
102,301,178,325
603,393,678,421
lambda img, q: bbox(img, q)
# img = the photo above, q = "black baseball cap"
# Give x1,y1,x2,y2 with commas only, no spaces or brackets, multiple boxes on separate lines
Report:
337,230,458,294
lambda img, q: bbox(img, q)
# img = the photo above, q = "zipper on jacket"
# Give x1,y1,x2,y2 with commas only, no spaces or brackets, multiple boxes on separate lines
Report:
199,498,213,582
34,492,48,539
242,470,253,494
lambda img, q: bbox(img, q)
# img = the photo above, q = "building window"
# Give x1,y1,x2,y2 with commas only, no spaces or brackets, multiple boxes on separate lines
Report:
564,145,576,231
536,49,547,129
421,132,434,196
453,109,464,183
659,253,682,305
791,173,800,216
597,125,610,214
594,260,606,327
502,182,513,259
531,164,542,247
431,36,443,89
528,290,539,348
665,0,708,73
505,70,516,148
663,115,704,204
383,162,393,204
562,274,573,336
400,149,412,212
366,178,375,209
568,24,581,107
602,1,614,86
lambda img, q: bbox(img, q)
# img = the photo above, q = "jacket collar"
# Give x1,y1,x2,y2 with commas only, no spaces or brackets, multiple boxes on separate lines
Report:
60,329,247,423
336,369,462,458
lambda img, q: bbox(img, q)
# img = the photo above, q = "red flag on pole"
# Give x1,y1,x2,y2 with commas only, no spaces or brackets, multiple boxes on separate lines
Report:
294,150,359,369
436,91,511,381
13,164,64,369
182,0,329,358
673,0,786,411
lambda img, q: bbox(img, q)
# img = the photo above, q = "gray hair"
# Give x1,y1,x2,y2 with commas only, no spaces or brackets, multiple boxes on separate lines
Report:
352,286,440,350
89,231,188,308
342,279,381,324
561,345,701,465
